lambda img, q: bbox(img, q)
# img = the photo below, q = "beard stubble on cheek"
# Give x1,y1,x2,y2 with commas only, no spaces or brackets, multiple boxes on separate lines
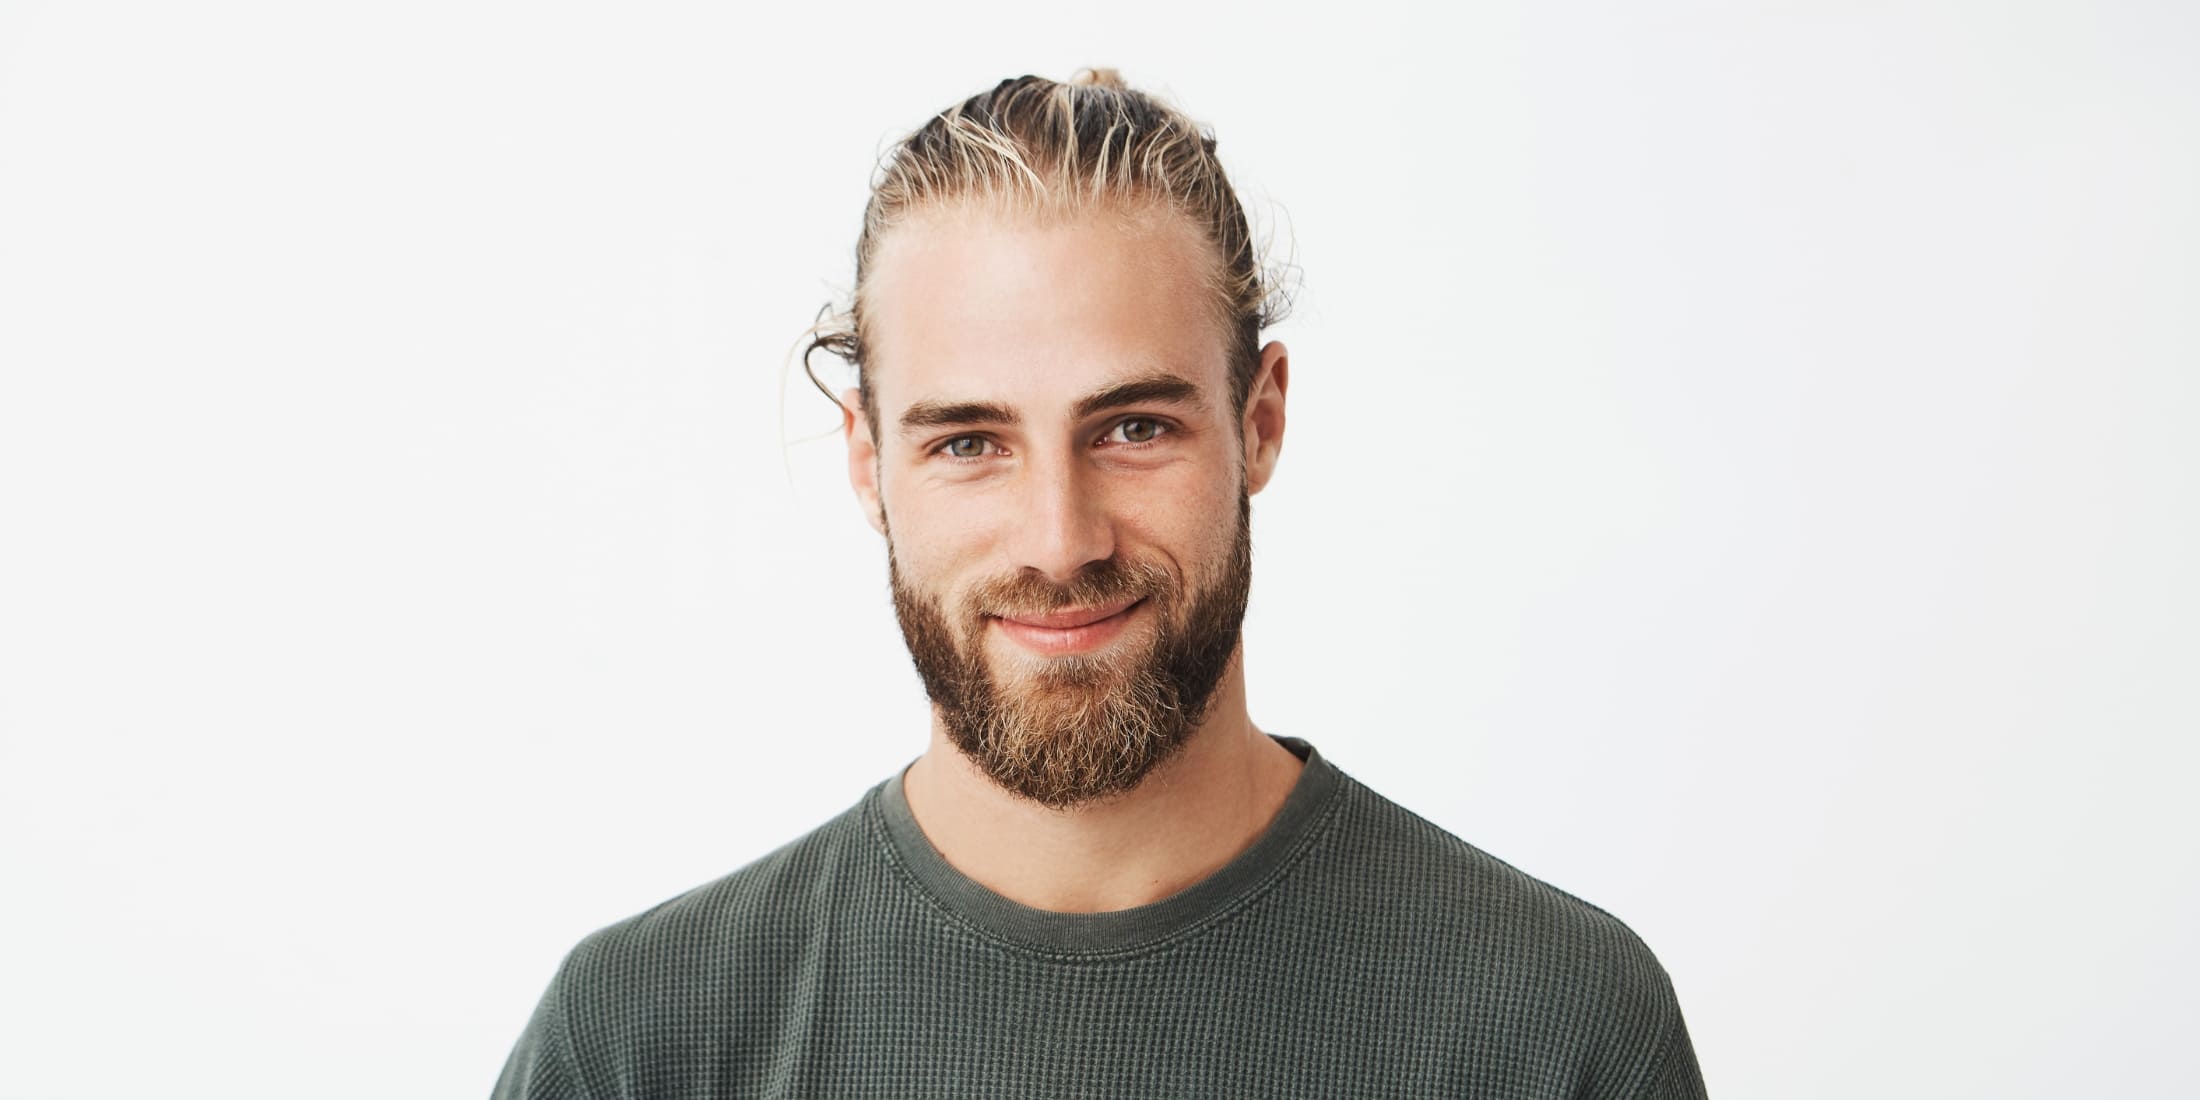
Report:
886,492,1253,809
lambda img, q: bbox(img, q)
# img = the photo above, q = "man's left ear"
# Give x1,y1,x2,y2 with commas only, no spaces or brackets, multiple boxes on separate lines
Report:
1242,340,1289,495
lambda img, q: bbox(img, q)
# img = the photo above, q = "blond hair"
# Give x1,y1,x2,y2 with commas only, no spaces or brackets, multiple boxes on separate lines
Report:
806,70,1288,433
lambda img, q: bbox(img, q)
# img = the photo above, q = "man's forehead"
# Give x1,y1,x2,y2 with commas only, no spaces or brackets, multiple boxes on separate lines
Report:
862,201,1233,422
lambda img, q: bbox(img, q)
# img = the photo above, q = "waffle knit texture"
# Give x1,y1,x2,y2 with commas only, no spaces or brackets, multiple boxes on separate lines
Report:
492,737,1706,1098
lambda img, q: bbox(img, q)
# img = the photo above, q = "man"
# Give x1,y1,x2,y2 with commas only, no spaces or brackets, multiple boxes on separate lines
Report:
493,70,1706,1099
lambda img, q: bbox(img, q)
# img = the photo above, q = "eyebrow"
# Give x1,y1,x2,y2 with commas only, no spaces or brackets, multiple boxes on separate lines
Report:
1073,372,1207,420
896,370,1210,436
897,399,1018,434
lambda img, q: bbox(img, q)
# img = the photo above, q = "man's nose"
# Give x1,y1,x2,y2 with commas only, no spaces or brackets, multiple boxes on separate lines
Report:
1010,449,1115,585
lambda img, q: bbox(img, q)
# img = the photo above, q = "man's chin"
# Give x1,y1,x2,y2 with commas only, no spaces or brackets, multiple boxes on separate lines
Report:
936,631,1207,809
983,652,1133,701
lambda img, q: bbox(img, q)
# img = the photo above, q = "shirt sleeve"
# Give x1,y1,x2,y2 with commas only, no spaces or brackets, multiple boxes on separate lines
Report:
1625,1002,1708,1100
490,959,593,1100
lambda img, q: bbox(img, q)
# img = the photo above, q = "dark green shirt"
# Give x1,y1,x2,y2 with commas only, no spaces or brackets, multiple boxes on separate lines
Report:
493,737,1706,1098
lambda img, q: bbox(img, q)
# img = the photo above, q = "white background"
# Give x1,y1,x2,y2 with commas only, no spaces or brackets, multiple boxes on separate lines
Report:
3,1,2195,1096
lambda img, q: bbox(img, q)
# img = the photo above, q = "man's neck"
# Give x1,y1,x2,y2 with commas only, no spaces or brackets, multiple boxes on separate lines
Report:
898,660,1307,914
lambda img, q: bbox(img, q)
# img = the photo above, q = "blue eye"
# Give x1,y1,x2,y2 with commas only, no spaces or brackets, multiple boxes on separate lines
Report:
1107,418,1167,445
939,436,991,460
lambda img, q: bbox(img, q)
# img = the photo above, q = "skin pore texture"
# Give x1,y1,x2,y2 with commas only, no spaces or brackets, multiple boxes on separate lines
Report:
841,200,1304,914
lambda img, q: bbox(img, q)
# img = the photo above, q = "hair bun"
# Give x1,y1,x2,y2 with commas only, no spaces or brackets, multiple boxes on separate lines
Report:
1069,67,1126,89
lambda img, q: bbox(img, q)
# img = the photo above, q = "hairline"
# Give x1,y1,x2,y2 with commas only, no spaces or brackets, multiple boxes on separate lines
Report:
857,193,1249,442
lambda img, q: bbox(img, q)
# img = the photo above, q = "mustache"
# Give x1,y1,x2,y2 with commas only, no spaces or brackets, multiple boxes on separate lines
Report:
963,557,1176,620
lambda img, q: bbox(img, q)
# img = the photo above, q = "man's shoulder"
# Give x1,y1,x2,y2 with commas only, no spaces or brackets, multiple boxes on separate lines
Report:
497,784,902,1095
553,784,887,1002
1284,760,1698,1090
1310,762,1683,1010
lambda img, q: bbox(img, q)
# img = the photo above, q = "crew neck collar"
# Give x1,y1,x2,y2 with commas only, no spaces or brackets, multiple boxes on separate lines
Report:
870,735,1341,956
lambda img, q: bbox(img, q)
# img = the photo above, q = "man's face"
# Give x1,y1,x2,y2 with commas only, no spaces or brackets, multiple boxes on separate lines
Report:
848,202,1277,808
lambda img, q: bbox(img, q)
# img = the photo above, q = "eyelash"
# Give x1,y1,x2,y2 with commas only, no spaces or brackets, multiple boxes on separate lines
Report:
934,417,1174,463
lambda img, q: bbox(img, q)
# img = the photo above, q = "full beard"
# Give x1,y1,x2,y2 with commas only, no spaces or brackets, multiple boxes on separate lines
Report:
888,492,1252,809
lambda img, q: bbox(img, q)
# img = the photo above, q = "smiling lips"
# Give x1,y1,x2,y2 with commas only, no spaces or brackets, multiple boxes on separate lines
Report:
992,597,1146,655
